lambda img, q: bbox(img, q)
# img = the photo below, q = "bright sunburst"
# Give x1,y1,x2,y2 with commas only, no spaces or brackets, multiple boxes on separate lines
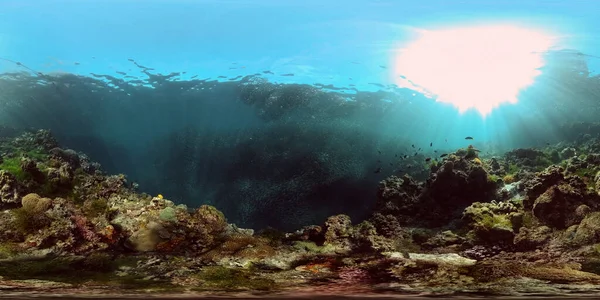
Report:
393,25,557,117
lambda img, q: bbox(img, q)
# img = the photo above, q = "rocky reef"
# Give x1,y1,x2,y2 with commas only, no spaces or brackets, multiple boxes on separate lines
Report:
2,130,600,297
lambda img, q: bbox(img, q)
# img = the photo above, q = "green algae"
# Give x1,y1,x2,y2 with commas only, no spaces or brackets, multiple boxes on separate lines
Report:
479,214,513,230
292,240,338,254
83,198,109,217
574,167,599,189
193,266,277,291
575,167,596,178
548,149,561,163
0,243,19,259
0,150,78,199
0,257,78,279
159,207,177,222
521,211,537,228
487,174,500,183
23,150,48,161
0,254,180,292
0,149,49,181
533,156,554,172
10,207,52,235
471,260,600,284
507,163,519,174
0,157,29,181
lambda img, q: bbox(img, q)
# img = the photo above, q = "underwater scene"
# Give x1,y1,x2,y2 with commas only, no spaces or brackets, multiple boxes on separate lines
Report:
1,0,600,299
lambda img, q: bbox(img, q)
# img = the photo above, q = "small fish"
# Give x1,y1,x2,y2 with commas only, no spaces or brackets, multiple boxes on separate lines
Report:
379,65,387,69
413,152,417,156
403,155,409,159
430,142,432,147
74,62,80,65
263,70,274,74
465,136,474,140
217,76,227,78
418,148,421,151
128,58,135,62
389,163,394,166
440,153,448,157
411,144,415,148
425,158,431,162
374,167,382,174
281,73,295,76
378,150,381,154
116,71,127,75
395,154,398,157
434,150,438,153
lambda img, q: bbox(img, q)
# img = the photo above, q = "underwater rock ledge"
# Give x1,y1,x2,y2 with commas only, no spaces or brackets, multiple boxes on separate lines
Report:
1,129,600,297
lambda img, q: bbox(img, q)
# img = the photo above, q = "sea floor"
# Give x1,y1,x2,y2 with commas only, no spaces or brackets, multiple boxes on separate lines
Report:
1,279,600,299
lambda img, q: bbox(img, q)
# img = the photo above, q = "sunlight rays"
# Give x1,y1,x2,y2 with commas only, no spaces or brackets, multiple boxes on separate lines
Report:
393,25,557,117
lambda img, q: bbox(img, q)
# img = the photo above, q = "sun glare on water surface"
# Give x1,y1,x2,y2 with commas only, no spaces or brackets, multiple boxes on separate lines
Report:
393,25,556,117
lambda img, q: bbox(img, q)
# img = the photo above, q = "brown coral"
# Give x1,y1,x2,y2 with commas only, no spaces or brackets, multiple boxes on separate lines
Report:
0,171,21,208
202,234,275,262
21,193,52,214
324,214,352,247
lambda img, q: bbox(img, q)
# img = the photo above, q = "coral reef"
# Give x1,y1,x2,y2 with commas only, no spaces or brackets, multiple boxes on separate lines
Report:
2,129,600,297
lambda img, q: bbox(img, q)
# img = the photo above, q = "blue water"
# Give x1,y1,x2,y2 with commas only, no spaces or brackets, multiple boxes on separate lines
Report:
1,1,599,149
1,0,598,77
